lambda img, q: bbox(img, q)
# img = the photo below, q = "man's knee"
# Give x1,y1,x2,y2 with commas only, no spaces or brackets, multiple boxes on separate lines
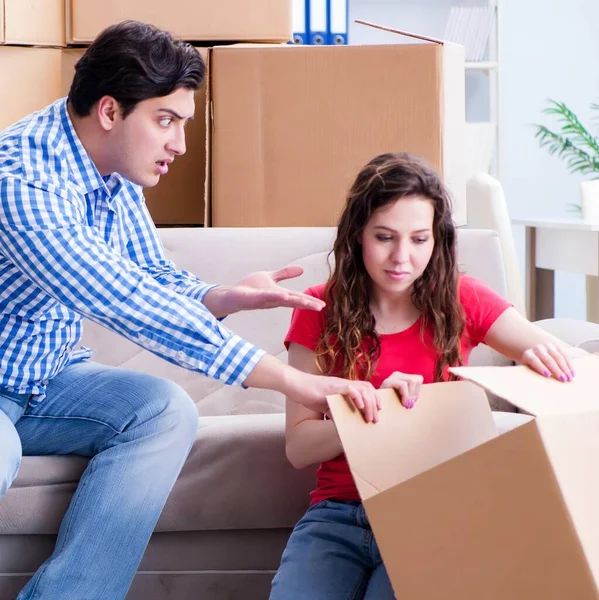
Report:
0,416,22,498
145,378,199,440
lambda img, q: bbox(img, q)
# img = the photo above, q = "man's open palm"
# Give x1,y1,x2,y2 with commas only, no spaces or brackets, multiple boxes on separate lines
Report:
230,266,326,312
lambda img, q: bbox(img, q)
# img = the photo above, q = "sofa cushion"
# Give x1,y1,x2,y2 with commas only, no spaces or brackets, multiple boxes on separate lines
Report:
155,414,315,532
0,413,315,535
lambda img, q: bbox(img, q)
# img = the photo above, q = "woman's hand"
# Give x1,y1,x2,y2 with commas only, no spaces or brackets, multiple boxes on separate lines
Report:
519,343,577,381
379,371,423,409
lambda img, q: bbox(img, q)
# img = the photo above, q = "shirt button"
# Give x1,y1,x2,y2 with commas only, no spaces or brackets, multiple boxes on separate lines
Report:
177,351,185,358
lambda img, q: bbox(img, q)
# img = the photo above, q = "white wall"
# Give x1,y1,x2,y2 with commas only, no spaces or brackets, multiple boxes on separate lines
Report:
501,0,599,319
349,0,599,319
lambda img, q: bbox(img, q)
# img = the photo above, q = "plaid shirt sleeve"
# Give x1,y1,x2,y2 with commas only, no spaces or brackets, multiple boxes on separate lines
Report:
0,177,265,386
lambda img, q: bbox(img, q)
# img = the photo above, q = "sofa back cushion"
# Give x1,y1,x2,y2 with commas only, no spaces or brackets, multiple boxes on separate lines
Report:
80,227,512,415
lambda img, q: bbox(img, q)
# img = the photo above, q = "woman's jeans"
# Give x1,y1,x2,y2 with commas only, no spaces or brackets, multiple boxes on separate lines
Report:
0,360,199,600
270,499,396,600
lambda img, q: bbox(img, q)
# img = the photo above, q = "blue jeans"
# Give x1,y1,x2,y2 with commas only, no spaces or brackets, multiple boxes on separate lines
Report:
270,499,396,600
0,360,199,600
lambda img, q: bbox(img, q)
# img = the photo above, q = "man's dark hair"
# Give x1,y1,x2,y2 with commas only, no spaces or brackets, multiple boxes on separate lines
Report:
69,21,205,118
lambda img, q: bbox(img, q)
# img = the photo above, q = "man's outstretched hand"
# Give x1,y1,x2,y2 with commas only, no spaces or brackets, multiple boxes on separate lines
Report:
203,266,325,318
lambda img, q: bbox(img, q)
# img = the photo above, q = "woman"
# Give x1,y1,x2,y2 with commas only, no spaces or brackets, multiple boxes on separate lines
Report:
269,152,575,599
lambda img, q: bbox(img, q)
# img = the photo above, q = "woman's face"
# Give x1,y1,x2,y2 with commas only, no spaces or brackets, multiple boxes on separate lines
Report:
360,196,435,299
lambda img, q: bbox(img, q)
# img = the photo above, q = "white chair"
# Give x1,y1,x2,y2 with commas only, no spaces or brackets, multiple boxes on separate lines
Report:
466,172,527,316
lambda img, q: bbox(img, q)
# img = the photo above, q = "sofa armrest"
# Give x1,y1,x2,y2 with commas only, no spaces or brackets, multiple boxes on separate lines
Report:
533,318,599,353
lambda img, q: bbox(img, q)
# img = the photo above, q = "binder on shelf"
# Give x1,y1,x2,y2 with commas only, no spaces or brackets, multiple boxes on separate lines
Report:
308,0,328,45
328,0,348,45
292,0,308,44
443,5,494,62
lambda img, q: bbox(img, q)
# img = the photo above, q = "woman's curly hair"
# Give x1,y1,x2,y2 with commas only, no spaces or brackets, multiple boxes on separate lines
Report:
315,152,465,383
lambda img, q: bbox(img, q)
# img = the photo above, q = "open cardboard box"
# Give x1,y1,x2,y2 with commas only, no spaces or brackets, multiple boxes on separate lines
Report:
328,353,599,599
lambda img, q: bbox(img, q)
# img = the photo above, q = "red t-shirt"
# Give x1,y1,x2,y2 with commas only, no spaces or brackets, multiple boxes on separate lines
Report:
284,274,512,505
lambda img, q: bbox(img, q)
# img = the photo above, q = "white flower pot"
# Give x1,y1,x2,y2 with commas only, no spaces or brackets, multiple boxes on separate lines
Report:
580,180,599,222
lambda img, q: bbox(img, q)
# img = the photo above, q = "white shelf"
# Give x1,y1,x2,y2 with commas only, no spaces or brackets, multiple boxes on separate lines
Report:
445,0,500,179
465,61,498,71
512,217,599,232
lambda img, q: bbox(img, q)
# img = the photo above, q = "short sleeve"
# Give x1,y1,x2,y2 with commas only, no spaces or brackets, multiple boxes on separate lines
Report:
460,274,512,347
285,285,327,352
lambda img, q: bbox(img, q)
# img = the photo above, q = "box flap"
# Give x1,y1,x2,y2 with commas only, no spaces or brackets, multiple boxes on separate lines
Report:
450,354,599,416
354,19,460,47
327,380,497,500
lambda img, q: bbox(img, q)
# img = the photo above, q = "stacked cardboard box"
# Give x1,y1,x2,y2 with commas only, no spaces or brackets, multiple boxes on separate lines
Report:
208,37,465,227
1,3,467,226
0,0,64,129
0,0,64,45
1,0,292,226
65,0,291,44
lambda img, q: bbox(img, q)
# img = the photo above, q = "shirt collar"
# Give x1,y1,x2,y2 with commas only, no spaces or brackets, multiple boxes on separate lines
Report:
59,98,123,198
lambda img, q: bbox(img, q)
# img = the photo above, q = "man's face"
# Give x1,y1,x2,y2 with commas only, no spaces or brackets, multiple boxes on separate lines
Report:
109,87,195,188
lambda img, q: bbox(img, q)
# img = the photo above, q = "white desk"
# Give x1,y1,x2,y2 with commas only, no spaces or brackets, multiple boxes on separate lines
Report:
512,217,599,323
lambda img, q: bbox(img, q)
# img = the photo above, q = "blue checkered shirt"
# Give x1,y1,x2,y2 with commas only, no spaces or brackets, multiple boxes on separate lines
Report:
0,98,264,403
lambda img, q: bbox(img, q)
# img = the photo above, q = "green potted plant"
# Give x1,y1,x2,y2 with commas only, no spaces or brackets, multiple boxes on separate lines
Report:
534,100,599,220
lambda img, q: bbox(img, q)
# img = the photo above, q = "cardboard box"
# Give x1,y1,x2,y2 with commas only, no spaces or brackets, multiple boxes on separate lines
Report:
0,47,63,131
329,353,599,600
0,0,64,46
60,49,208,226
143,48,208,225
1,47,206,226
5,24,465,228
66,0,292,44
208,25,466,227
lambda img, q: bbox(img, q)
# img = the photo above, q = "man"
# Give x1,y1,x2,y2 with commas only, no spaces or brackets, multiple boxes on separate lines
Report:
0,21,379,600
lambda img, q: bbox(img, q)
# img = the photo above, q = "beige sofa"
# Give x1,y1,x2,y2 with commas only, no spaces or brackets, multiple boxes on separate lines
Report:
1,227,598,600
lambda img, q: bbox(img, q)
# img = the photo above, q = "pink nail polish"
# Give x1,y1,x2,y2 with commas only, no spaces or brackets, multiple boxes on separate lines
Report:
559,374,565,382
543,370,550,377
